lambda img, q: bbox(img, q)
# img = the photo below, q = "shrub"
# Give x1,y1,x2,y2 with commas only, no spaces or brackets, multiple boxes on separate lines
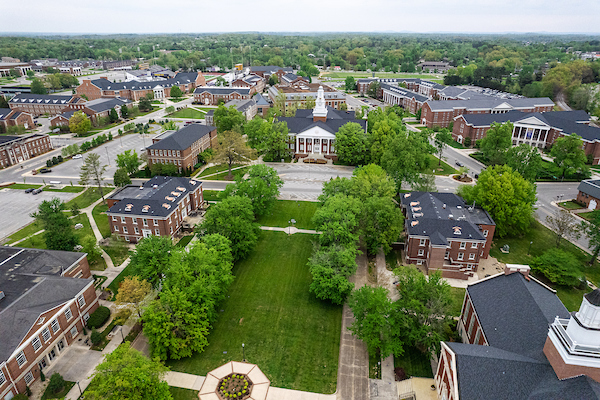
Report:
464,137,472,147
86,305,111,329
531,248,584,287
47,373,65,394
13,394,28,400
114,308,132,324
90,328,102,345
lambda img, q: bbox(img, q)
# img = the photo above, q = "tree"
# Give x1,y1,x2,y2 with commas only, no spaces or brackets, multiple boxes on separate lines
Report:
116,150,141,175
394,267,453,353
139,97,152,112
505,144,543,181
268,74,279,86
109,108,119,123
362,196,404,254
550,134,589,180
30,78,47,94
211,130,255,179
367,81,381,98
312,194,362,247
381,130,434,192
531,248,583,287
581,212,600,265
46,373,66,395
31,198,77,251
170,86,182,99
458,165,536,237
345,76,356,91
121,104,129,119
479,121,513,165
116,276,152,318
349,164,396,201
199,196,260,261
81,235,102,263
213,105,245,133
546,209,581,247
80,153,107,203
308,244,358,305
335,122,369,165
129,236,175,288
69,111,92,136
434,131,453,166
222,164,283,218
114,168,132,187
274,91,287,116
412,173,437,192
84,344,172,400
348,286,404,358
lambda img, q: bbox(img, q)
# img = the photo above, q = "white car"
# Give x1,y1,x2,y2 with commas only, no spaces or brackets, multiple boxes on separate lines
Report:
73,154,83,159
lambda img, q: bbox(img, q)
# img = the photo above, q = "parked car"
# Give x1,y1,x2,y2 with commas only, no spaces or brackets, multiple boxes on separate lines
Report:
24,188,34,193
73,154,82,159
32,188,42,195
40,168,52,173
31,170,38,175
474,174,479,179
455,161,464,167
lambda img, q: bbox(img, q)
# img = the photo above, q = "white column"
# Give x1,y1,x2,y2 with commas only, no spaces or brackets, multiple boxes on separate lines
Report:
296,136,299,155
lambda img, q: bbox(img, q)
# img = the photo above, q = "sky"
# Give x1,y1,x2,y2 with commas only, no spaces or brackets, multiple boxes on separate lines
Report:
2,0,600,34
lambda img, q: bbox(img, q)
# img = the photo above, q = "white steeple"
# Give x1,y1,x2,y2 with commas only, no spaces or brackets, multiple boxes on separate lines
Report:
313,85,328,121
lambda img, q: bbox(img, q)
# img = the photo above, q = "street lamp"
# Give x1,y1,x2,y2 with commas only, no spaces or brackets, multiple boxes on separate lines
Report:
76,381,82,396
528,241,533,255
242,343,245,362
120,326,125,343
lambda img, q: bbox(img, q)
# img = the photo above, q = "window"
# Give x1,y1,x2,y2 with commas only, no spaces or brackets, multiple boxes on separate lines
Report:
24,371,34,385
419,238,426,246
444,251,449,260
77,294,85,307
418,249,424,256
0,369,5,385
16,351,26,367
51,319,59,333
114,225,119,232
83,312,90,322
133,218,137,225
65,308,72,321
70,326,78,338
416,260,423,265
460,242,466,249
134,226,139,234
483,230,489,237
112,216,117,221
32,337,41,351
123,226,128,234
469,253,476,260
471,243,478,249
42,327,51,342
458,253,464,261
143,219,148,226
154,219,158,226
125,236,130,242
155,228,160,235
121,216,126,223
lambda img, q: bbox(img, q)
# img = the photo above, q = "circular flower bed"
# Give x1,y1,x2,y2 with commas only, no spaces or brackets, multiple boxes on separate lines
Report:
217,373,253,399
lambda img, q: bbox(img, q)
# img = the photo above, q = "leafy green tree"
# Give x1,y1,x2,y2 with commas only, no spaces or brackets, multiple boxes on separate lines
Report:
308,244,358,304
211,130,255,179
312,194,362,247
581,212,600,265
222,165,283,218
434,130,453,166
129,236,175,288
213,105,245,133
550,134,589,180
116,150,141,175
367,81,381,98
458,165,536,237
479,121,513,165
505,144,543,181
121,104,129,119
362,196,404,254
85,344,172,400
349,164,396,201
109,108,119,123
46,373,65,395
31,78,47,94
199,196,260,261
412,173,437,192
367,111,403,165
79,153,107,203
114,168,132,187
116,276,152,318
268,74,279,86
31,198,77,252
319,176,354,203
335,122,369,165
531,248,583,287
345,76,356,91
545,209,581,247
138,97,152,112
170,86,183,99
81,235,102,263
69,111,92,136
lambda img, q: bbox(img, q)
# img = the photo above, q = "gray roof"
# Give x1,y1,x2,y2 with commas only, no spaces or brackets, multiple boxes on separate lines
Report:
9,93,77,105
277,107,366,135
193,87,251,95
84,97,130,113
223,98,255,113
0,108,12,120
578,180,600,200
250,66,293,73
586,289,600,306
107,176,202,217
380,82,429,103
426,97,555,112
254,93,270,106
147,123,216,151
90,72,198,91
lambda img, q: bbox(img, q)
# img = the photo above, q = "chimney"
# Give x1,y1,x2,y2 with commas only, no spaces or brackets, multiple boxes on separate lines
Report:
504,264,530,278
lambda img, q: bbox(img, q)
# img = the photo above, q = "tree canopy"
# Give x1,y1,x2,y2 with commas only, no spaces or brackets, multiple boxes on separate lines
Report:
31,197,77,251
69,111,92,136
550,134,589,179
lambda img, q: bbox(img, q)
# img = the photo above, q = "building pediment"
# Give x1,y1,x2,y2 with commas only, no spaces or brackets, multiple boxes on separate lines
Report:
297,125,336,139
493,102,514,110
515,116,549,127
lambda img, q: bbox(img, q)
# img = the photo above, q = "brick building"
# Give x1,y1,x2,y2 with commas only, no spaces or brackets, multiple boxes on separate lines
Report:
577,180,600,210
420,97,555,128
280,73,309,86
76,72,206,101
0,133,52,168
356,77,444,99
0,109,34,131
416,61,451,72
435,266,600,400
193,87,253,105
231,74,266,94
205,98,258,125
146,124,217,172
50,98,130,127
106,176,204,243
268,83,346,110
400,192,495,280
8,94,84,117
254,93,270,117
453,110,600,163
249,66,293,80
0,247,98,399
380,83,429,115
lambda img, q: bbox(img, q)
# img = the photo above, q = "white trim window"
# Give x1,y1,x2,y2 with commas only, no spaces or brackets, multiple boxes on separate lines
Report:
121,216,126,223
459,242,466,249
114,225,119,232
112,216,117,221
42,327,51,342
70,326,78,338
51,319,60,333
458,252,464,261
419,238,426,246
32,337,41,352
0,369,5,385
154,219,158,226
418,249,425,256
83,312,90,322
416,260,423,265
444,251,449,260
123,226,128,234
471,242,478,249
65,308,72,321
483,230,489,237
143,218,148,227
16,351,27,367
24,371,34,385
469,253,476,260
155,228,160,236
77,294,85,307
134,226,139,234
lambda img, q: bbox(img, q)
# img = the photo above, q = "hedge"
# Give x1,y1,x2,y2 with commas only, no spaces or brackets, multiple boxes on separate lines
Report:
86,305,111,329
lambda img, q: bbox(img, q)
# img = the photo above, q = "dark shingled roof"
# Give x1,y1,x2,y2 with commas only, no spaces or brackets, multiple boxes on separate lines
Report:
90,72,198,91
193,87,251,95
426,97,554,112
277,107,366,135
578,180,600,200
84,97,130,113
147,123,216,151
586,289,600,307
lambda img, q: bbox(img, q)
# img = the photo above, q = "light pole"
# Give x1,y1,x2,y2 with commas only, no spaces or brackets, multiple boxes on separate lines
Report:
120,326,125,343
528,241,533,255
242,343,245,362
76,381,82,396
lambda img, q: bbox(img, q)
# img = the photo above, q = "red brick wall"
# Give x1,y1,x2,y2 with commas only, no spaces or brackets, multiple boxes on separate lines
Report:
544,337,600,383
76,80,103,100
577,191,600,210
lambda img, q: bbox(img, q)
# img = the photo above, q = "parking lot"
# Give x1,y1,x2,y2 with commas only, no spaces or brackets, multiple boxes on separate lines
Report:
0,188,79,241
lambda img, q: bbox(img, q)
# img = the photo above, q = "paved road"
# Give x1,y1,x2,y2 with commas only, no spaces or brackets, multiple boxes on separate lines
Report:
269,163,355,201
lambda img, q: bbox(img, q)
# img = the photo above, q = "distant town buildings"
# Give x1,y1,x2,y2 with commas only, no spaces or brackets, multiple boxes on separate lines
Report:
268,83,346,110
0,133,52,168
9,94,85,117
416,61,451,72
0,108,34,131
205,98,258,125
193,87,253,105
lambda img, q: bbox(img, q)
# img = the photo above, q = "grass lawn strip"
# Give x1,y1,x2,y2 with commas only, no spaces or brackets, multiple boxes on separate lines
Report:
199,163,243,177
41,380,76,400
448,287,466,317
167,231,342,394
169,387,199,400
394,346,434,378
204,167,250,181
43,185,86,193
425,154,458,176
2,183,42,190
64,187,108,209
6,220,44,244
92,203,111,238
202,190,223,202
256,200,319,230
169,108,206,119
107,262,136,297
559,200,584,210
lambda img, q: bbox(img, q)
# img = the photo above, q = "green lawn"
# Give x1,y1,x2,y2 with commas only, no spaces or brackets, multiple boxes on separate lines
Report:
43,185,86,193
579,210,600,221
169,98,186,103
169,108,206,119
176,235,194,248
447,140,466,149
169,387,199,400
197,107,216,113
205,167,250,181
490,220,600,311
102,240,130,268
167,231,342,394
2,183,42,190
41,381,75,400
256,200,319,230
199,164,243,178
449,287,466,317
385,249,402,269
65,187,108,209
203,190,223,202
425,154,458,176
394,346,434,378
5,220,44,244
92,203,111,238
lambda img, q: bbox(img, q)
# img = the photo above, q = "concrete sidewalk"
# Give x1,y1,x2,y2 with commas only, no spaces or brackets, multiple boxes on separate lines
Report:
260,226,319,235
